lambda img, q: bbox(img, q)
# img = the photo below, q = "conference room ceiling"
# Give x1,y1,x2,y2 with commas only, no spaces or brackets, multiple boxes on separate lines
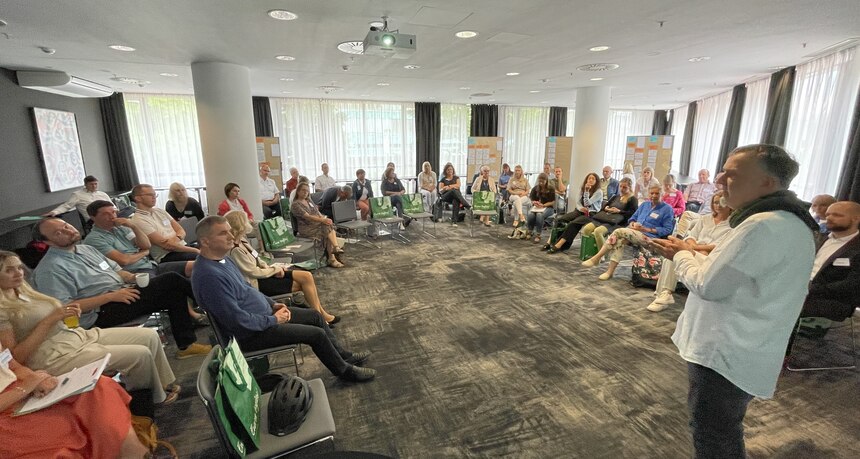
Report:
1,0,858,109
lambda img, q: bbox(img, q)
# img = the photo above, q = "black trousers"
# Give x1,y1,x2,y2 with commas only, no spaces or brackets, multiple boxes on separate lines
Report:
238,307,353,376
160,251,198,263
557,209,586,225
263,203,282,219
257,271,295,297
557,215,593,250
93,272,198,348
687,363,754,459
440,190,469,221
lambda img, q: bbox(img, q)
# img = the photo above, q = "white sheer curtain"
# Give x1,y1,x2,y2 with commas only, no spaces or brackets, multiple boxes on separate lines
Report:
689,90,733,175
439,104,470,175
669,105,688,173
604,110,653,169
785,46,860,199
124,93,205,189
270,98,416,183
497,106,550,173
737,77,770,147
565,108,576,136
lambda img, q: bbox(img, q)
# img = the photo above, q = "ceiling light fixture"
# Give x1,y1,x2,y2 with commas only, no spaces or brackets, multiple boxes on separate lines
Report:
459,87,471,90
376,82,390,86
108,45,135,52
589,45,610,52
337,41,364,55
279,77,294,81
275,55,296,61
267,10,298,21
360,94,370,97
506,72,520,76
159,73,178,77
658,82,672,85
577,63,620,72
590,77,604,81
688,56,711,62
455,31,478,38
403,64,420,70
489,99,496,102
281,91,292,94
529,90,541,93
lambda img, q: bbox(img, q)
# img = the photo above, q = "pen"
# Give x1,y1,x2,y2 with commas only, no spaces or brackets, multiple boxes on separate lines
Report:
60,377,69,386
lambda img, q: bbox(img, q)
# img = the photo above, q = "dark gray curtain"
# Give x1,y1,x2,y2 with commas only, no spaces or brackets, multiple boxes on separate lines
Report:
836,83,860,203
470,104,498,137
548,106,567,136
716,84,748,170
415,102,441,174
252,96,273,137
99,93,139,191
761,66,796,146
651,110,669,135
679,101,697,176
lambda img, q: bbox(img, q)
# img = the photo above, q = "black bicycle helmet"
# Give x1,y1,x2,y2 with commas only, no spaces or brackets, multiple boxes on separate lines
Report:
268,375,314,436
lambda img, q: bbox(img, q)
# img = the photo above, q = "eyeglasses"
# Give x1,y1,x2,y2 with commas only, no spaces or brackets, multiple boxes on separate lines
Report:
140,193,157,197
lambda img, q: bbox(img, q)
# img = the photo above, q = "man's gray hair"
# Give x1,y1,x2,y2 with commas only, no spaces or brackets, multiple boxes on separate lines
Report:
196,215,228,239
339,185,353,198
731,144,799,189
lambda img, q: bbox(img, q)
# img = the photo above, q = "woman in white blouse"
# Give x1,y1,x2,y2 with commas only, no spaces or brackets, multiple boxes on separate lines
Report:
417,161,438,213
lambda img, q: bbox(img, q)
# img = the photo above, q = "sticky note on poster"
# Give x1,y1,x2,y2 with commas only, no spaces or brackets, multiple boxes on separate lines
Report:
256,143,266,162
662,136,674,149
636,137,645,148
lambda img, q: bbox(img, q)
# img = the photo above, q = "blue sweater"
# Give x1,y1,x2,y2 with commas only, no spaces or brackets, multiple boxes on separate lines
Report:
191,256,277,340
629,201,675,238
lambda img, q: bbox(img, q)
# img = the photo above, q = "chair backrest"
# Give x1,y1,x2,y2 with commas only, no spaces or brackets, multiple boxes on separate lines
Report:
279,197,291,216
401,193,425,214
370,196,394,218
331,199,357,224
472,191,496,212
196,345,242,459
180,216,199,243
258,217,292,251
203,307,232,347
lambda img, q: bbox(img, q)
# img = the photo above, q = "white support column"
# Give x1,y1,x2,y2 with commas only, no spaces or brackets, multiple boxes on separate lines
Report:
568,86,610,210
191,62,263,220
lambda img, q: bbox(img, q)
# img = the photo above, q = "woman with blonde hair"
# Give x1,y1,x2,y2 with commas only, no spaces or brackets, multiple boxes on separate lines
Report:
417,161,438,213
634,167,660,200
507,165,530,227
0,251,180,405
224,211,340,325
165,182,205,221
471,165,498,226
291,182,345,268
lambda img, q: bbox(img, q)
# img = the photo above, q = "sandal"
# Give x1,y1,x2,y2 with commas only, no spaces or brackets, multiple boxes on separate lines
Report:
533,236,541,243
328,259,345,268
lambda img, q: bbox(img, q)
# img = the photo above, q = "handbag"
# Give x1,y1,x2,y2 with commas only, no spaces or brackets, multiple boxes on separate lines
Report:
131,415,178,458
215,339,262,456
592,210,624,225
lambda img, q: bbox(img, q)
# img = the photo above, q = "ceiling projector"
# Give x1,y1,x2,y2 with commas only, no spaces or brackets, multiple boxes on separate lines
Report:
363,30,416,59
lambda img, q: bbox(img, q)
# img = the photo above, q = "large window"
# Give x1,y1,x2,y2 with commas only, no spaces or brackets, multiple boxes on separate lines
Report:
565,108,576,137
689,90,732,175
737,77,770,147
498,106,549,173
604,110,653,169
439,104,470,176
669,105,688,173
785,46,860,199
271,98,416,182
124,94,205,189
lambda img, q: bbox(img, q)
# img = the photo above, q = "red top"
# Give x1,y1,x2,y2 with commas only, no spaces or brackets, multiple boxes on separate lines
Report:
218,198,254,220
285,177,298,194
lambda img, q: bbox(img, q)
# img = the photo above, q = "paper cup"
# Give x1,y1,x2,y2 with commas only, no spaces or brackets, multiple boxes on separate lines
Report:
135,273,150,288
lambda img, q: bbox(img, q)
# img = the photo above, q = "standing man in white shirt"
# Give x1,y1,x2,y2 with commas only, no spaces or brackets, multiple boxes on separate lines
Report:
651,144,819,459
45,175,112,224
130,184,199,263
314,163,336,192
258,163,282,219
684,169,717,214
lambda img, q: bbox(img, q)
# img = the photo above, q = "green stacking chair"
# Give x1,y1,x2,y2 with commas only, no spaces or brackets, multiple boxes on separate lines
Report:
370,196,407,244
401,193,435,238
469,191,498,237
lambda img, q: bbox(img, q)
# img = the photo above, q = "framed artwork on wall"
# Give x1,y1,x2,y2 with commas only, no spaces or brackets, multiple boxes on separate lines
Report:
31,107,86,192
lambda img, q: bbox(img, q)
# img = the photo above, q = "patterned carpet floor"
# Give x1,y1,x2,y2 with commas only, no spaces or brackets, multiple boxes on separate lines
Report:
157,223,860,458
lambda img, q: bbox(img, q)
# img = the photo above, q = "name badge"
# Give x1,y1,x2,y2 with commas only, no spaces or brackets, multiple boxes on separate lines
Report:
99,261,110,270
0,349,12,368
184,210,193,215
251,249,259,258
162,219,171,227
833,258,850,267
649,212,659,219
125,230,136,240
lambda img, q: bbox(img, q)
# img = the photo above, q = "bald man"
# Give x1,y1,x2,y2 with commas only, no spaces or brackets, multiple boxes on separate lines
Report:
810,194,837,233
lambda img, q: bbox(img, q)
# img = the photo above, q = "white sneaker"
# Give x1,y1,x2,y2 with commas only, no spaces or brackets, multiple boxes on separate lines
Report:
451,222,458,227
646,301,668,312
653,290,675,305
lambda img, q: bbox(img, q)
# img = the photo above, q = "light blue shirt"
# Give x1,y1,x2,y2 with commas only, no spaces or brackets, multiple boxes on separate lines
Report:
33,245,125,329
84,225,157,272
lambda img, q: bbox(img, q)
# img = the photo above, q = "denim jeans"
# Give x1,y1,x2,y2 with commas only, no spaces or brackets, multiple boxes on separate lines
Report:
687,362,755,459
526,207,554,233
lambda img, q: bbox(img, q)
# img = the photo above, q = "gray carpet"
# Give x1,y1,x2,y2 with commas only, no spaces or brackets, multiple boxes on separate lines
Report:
157,224,860,458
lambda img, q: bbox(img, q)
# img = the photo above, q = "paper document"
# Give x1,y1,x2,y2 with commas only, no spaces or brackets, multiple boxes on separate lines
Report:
16,354,110,416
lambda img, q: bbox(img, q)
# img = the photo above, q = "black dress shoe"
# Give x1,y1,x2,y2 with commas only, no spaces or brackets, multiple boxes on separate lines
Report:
541,243,552,251
339,365,376,382
345,350,371,366
547,247,562,254
328,315,342,325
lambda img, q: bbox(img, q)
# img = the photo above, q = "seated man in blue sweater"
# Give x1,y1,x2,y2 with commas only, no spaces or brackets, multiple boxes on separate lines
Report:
191,216,375,382
582,185,675,280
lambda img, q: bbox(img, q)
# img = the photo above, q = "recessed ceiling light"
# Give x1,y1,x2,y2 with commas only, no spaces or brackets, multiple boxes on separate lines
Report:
108,45,135,52
369,21,384,29
403,64,420,70
159,73,178,77
280,77,294,81
529,90,541,93
658,82,672,85
489,99,496,102
540,101,548,104
110,76,149,85
267,10,298,21
459,87,471,90
337,41,364,55
506,72,520,76
688,56,711,62
589,45,610,52
577,63,620,72
360,94,370,97
590,77,604,81
281,91,292,94
455,31,478,38
377,82,390,86
275,55,295,61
